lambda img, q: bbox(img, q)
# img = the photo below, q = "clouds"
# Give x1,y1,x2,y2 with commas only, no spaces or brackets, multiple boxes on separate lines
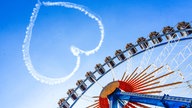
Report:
22,1,104,85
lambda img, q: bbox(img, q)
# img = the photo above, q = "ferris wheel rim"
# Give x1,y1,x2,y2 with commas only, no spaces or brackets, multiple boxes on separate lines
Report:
62,28,192,108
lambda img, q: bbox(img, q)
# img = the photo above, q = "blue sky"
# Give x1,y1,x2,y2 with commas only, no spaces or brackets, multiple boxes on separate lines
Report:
1,0,192,108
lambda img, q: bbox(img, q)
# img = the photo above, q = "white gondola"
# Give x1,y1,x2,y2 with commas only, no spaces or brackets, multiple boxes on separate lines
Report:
115,49,126,61
105,56,115,67
137,37,149,49
95,64,105,75
76,80,87,91
67,89,78,101
58,98,70,108
163,26,177,40
126,43,137,55
85,71,96,83
149,31,163,44
177,21,192,36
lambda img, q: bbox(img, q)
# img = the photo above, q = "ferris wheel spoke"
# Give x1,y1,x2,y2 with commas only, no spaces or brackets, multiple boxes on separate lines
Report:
125,67,138,82
158,86,187,93
128,65,151,84
92,96,99,98
169,40,192,70
154,40,179,67
139,41,155,68
81,94,97,100
86,102,99,108
126,57,133,73
132,67,163,88
121,71,127,81
134,81,182,93
179,61,192,85
109,65,117,81
184,62,192,75
92,77,104,88
81,98,95,103
159,79,192,95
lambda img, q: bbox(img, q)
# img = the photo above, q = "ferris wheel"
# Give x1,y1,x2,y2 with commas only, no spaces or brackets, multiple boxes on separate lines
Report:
57,21,192,108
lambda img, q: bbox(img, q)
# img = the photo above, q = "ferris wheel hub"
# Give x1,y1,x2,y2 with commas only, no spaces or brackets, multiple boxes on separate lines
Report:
100,81,119,98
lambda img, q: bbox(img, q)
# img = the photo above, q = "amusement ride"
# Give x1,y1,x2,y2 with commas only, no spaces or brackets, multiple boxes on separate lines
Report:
58,21,192,108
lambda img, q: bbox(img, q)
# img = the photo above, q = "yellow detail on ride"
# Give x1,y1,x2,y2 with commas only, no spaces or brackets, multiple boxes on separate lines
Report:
100,81,119,98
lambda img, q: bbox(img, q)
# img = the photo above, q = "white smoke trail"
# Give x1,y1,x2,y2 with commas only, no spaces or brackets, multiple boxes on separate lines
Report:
22,1,104,85
42,1,104,56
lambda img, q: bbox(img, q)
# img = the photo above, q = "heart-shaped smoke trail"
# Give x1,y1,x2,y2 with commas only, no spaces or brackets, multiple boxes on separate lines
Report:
22,1,104,85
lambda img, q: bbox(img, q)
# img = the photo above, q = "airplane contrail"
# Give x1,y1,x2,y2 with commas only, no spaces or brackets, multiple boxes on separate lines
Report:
22,1,104,85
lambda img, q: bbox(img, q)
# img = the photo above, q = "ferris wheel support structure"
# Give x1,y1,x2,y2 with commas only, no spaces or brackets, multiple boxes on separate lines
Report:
109,88,192,108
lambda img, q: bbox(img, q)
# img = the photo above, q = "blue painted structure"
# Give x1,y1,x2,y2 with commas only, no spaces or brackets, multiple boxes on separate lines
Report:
108,89,192,108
